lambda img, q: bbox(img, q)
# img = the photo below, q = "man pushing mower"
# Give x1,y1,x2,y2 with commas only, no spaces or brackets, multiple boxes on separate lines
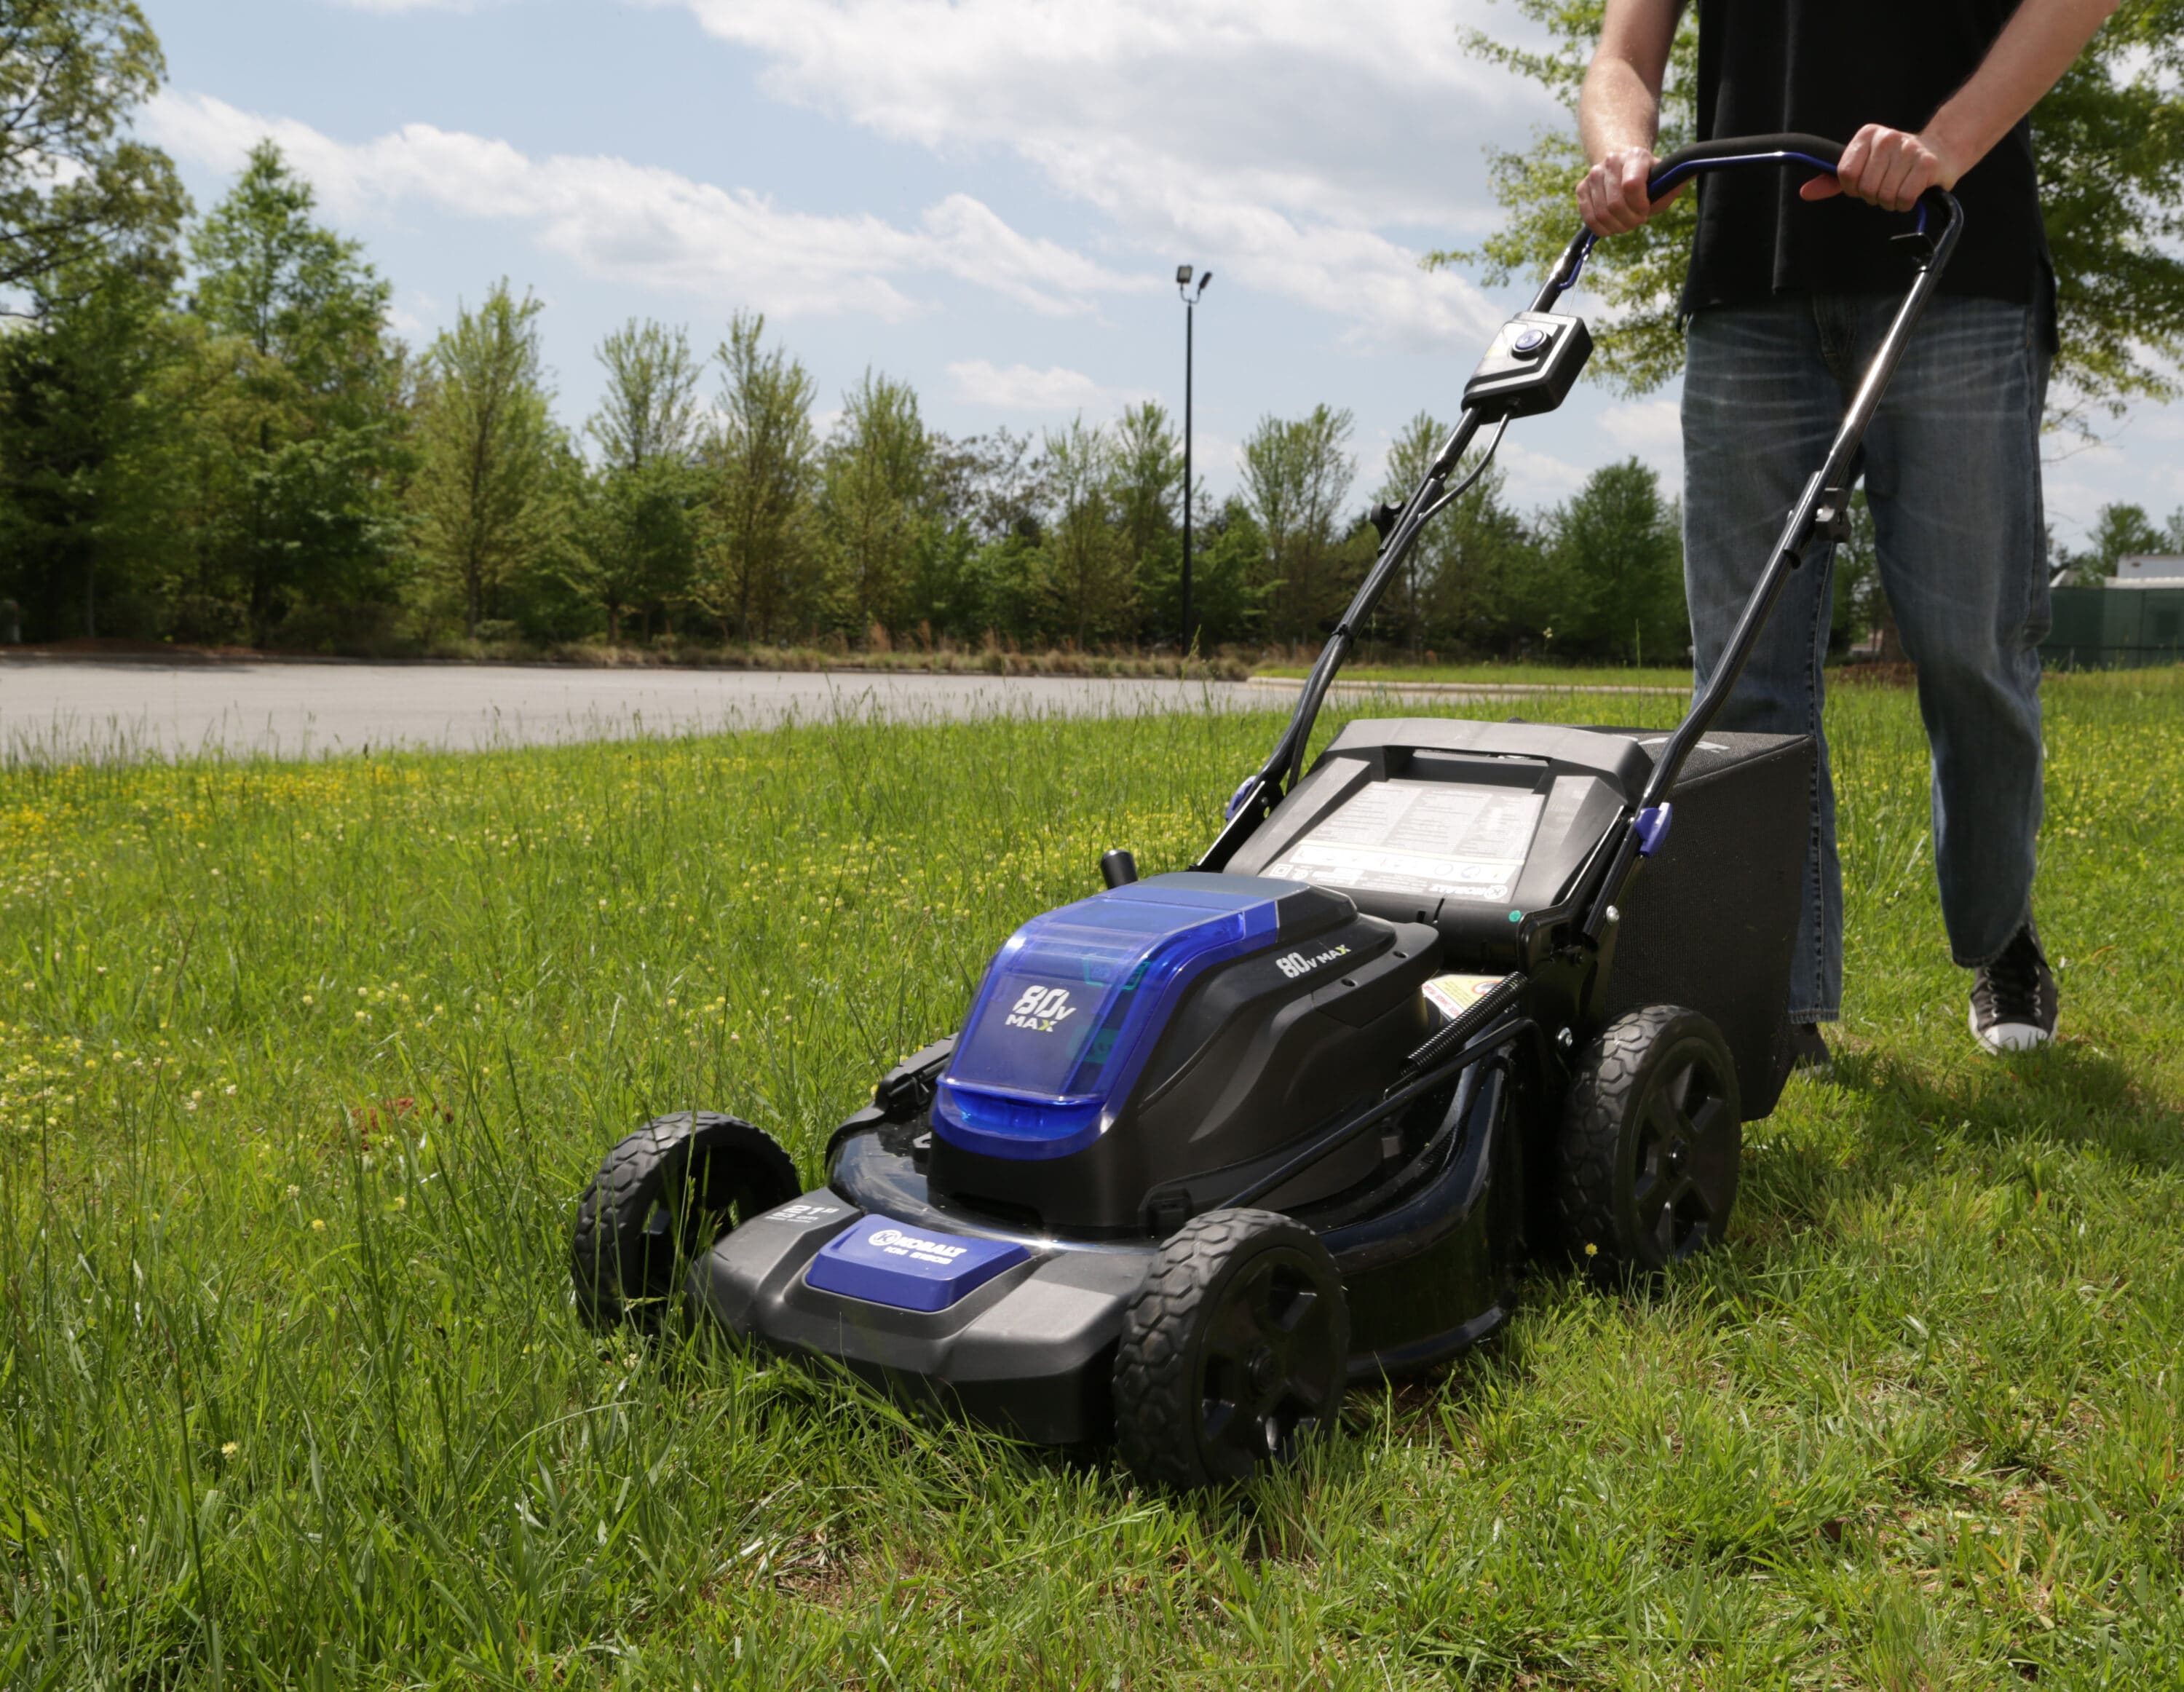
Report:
1576,0,2118,1057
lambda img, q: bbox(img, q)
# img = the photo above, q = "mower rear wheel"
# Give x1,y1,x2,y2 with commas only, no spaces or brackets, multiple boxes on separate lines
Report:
1112,1209,1350,1490
571,1112,801,1331
1556,1006,1741,1276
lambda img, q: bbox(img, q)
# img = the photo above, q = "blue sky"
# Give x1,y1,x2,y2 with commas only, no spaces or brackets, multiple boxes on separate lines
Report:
144,0,2178,545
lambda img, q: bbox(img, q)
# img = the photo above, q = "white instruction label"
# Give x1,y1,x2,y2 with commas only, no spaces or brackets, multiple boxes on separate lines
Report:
1264,780,1543,902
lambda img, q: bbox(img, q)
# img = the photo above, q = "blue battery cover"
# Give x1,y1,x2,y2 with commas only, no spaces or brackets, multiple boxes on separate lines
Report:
932,874,1289,1161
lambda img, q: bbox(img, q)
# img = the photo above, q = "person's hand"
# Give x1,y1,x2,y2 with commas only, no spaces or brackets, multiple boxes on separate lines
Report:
1800,123,1964,211
1578,145,1685,236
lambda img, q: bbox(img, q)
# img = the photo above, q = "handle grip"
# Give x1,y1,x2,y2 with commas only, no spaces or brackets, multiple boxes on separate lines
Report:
1642,132,1952,233
1647,132,1843,193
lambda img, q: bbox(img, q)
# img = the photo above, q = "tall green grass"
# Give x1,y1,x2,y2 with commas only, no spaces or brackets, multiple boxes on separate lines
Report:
3,675,2181,1688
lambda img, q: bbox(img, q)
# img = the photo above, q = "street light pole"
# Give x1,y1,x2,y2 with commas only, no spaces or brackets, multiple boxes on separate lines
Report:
1176,265,1211,656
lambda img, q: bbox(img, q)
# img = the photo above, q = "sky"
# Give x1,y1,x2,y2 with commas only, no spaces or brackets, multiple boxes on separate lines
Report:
142,0,2180,546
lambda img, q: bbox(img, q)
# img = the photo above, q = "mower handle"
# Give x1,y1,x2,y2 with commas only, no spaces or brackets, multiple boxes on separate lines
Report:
1532,132,1960,310
1200,135,1963,898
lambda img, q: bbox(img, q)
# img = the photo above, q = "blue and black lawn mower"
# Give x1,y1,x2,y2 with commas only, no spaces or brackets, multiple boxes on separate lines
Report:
571,138,1963,1488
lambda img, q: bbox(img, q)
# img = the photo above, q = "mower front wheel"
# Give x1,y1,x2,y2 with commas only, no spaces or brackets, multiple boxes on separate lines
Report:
1112,1209,1350,1490
571,1112,801,1331
1556,1005,1741,1277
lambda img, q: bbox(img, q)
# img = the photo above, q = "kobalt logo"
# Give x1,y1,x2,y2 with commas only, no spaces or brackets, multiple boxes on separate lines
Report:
1275,942,1352,981
869,1227,968,1262
1004,984,1077,1033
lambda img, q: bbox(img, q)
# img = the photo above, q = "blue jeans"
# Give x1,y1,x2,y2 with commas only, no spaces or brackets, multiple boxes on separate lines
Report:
1681,292,2051,1023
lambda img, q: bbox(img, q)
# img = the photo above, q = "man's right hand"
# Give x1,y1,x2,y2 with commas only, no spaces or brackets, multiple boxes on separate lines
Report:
1578,145,1682,236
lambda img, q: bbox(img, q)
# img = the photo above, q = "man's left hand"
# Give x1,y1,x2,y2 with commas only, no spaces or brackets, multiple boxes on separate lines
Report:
1800,123,1964,211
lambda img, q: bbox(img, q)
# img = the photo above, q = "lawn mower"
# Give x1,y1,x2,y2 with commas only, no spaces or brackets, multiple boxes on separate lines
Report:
571,138,1963,1488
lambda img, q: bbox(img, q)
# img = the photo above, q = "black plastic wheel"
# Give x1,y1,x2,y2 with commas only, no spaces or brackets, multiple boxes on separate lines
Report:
1112,1209,1350,1490
570,1112,801,1331
1556,1005,1741,1276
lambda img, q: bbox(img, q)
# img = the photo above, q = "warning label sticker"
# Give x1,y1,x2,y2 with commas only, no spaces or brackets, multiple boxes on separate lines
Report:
1264,780,1543,901
1422,973,1508,1022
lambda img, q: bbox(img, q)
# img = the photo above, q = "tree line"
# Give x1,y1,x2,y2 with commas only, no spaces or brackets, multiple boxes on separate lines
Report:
16,1,2168,669
0,131,1705,663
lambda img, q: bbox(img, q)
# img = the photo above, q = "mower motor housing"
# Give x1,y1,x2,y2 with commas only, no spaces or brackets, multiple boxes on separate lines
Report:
924,872,1441,1238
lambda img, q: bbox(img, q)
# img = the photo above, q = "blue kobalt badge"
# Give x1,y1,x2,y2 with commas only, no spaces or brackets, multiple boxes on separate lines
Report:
804,1215,1029,1313
933,873,1291,1161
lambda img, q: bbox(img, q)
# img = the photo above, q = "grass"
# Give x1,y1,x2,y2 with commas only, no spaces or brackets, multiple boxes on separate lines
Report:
3,672,2183,1688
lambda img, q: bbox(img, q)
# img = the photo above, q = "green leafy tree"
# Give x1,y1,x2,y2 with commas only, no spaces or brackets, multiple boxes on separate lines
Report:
1377,414,1547,657
1438,0,2184,417
1176,497,1271,649
697,312,818,644
820,371,928,639
0,0,186,301
411,282,567,637
2056,500,2184,582
0,248,183,639
1109,401,1184,644
1546,456,1685,663
1240,404,1364,644
1032,416,1134,647
184,141,407,640
577,318,702,643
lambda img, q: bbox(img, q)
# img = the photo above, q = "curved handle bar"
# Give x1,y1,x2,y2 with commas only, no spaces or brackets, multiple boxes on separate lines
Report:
1646,130,1954,238
1533,131,1962,308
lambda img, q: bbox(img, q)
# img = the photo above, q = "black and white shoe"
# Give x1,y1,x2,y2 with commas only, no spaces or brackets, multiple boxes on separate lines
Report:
1969,924,2058,1053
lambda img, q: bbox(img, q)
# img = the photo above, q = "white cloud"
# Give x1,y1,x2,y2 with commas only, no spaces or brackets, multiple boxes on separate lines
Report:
146,91,1146,321
1495,440,1588,503
661,0,1548,348
1597,400,1682,478
946,360,1152,412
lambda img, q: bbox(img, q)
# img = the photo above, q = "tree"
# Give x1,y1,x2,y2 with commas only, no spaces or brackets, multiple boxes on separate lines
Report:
1032,416,1134,647
1373,413,1459,654
0,0,186,303
1373,413,1546,657
184,141,406,640
578,319,702,641
2056,500,2184,582
411,282,566,637
0,248,182,639
1240,404,1363,644
820,371,928,638
696,312,818,644
1109,401,1183,644
1438,0,2184,417
1546,457,1685,664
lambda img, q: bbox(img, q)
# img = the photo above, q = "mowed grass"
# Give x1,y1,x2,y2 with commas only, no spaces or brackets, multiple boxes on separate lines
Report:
3,673,2183,1689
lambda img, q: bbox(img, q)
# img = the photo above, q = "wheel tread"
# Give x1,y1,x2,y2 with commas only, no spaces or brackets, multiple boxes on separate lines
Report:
1112,1208,1345,1490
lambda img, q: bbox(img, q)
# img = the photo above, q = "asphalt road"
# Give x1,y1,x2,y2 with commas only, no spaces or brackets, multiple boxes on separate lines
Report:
0,659,1275,761
0,659,1685,762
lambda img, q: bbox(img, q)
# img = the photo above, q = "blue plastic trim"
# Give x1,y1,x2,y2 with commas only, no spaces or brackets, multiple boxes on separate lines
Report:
804,1214,1029,1313
933,874,1289,1161
1634,802,1674,858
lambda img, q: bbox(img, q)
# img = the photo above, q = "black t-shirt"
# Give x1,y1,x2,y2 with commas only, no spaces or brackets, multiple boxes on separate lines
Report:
1684,0,2054,328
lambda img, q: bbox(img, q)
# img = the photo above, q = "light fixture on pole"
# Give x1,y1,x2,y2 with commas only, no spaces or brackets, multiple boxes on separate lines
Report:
1176,265,1212,656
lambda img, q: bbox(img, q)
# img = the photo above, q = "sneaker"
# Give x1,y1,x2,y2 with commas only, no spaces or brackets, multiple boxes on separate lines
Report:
1969,924,2058,1053
1787,1023,1833,1072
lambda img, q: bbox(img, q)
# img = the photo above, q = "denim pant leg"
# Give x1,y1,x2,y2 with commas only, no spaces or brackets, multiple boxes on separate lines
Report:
1852,292,2050,967
1682,299,1844,1023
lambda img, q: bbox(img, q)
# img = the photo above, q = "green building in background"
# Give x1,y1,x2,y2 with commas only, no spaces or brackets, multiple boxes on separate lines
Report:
2043,555,2184,669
